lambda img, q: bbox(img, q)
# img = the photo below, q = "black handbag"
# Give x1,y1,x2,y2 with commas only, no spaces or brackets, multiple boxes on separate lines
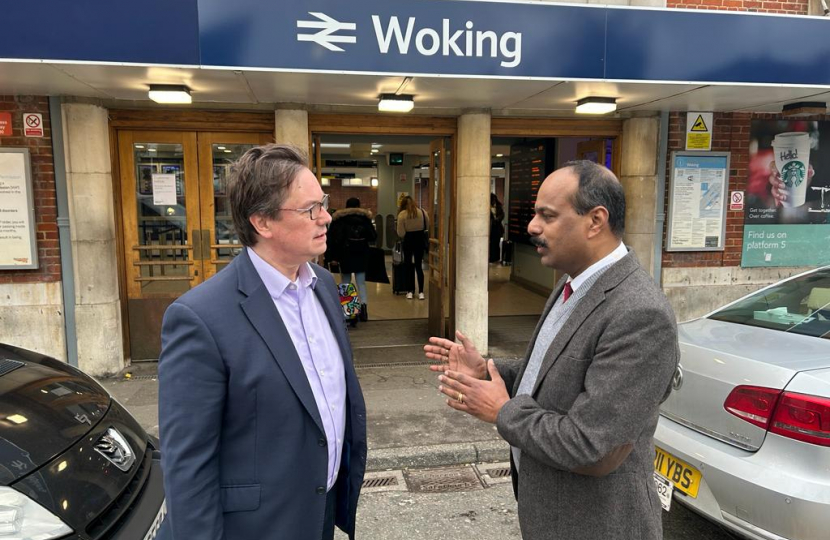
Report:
365,247,390,284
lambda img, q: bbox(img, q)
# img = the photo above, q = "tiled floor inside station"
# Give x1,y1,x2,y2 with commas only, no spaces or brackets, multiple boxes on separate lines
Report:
336,259,548,321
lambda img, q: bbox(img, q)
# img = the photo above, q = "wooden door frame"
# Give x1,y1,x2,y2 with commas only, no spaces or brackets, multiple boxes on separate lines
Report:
110,109,275,361
491,117,624,176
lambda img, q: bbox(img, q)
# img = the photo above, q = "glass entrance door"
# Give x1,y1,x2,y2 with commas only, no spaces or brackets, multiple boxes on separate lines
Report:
118,130,271,360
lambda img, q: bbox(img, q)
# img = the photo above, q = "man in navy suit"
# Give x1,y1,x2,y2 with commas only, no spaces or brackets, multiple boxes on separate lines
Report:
157,144,367,540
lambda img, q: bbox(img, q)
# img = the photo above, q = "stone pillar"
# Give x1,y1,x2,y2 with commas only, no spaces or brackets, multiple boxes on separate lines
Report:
455,112,491,353
274,108,309,159
62,100,124,375
620,116,660,278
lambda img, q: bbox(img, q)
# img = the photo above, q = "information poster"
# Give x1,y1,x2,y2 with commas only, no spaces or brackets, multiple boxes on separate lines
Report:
741,120,830,267
667,152,729,251
152,173,178,205
0,148,38,269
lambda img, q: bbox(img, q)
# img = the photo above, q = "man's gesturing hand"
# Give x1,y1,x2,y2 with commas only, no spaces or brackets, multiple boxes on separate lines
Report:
438,360,510,424
424,330,487,380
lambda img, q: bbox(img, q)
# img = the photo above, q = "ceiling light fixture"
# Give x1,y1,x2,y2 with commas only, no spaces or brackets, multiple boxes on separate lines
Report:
148,84,192,104
378,94,414,113
782,101,827,118
320,143,351,149
575,97,617,115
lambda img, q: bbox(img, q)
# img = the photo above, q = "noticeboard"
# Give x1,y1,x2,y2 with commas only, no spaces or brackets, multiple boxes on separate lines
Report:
666,151,730,252
0,148,39,269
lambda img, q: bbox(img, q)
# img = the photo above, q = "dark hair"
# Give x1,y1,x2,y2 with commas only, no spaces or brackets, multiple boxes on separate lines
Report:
227,144,308,247
562,160,626,238
346,197,360,208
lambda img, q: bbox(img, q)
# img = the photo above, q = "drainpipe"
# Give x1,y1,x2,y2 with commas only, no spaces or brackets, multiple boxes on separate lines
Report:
653,111,669,286
49,97,78,367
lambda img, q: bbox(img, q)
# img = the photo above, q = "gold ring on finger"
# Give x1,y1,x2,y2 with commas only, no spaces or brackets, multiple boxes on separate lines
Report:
457,392,464,404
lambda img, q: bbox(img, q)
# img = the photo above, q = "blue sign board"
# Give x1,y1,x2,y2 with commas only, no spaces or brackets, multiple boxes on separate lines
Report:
0,1,200,66
198,0,607,79
1,0,829,86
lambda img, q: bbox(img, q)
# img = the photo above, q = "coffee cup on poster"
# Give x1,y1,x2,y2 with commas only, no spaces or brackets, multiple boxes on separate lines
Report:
771,132,811,207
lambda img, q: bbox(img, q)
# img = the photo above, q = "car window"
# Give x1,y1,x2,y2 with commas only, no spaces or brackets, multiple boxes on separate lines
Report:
708,269,830,339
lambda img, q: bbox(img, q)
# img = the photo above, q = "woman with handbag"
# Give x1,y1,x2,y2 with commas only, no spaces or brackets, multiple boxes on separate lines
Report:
396,196,429,300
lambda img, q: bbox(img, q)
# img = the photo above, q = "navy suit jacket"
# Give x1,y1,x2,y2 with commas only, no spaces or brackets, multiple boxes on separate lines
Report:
157,249,367,540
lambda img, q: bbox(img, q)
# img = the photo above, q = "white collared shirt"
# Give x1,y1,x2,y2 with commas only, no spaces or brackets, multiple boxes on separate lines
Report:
569,242,627,292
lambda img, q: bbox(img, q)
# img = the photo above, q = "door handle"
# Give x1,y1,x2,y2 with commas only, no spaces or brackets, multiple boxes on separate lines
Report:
192,229,202,260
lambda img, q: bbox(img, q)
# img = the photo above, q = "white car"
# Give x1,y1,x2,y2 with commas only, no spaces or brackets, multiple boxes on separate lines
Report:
654,266,830,540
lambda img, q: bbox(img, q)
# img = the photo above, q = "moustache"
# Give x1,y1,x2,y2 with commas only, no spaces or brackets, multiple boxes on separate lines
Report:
530,236,547,248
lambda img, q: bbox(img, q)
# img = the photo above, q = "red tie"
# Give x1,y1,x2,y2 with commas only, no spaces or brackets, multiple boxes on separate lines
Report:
562,282,573,303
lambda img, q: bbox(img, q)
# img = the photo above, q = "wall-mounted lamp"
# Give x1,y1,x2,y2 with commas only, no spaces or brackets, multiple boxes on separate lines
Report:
575,97,617,115
782,101,827,118
371,177,379,187
149,84,192,104
378,94,414,113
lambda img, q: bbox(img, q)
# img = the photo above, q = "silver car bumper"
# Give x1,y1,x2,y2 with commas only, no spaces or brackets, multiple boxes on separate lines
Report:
655,415,830,540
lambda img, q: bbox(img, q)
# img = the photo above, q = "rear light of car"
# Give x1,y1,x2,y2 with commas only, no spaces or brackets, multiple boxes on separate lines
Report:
723,386,781,429
769,392,830,447
724,385,830,447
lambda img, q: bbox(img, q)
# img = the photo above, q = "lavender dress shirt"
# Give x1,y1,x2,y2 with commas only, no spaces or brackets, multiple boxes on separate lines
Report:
247,248,346,491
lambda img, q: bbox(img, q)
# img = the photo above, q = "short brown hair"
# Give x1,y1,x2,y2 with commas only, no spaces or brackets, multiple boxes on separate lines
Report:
228,144,308,247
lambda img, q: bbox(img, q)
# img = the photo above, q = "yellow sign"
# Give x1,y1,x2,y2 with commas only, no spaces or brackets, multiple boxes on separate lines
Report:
685,112,713,151
690,115,708,132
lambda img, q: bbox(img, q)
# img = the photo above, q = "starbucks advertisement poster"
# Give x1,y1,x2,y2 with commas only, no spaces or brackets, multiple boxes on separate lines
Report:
742,120,830,267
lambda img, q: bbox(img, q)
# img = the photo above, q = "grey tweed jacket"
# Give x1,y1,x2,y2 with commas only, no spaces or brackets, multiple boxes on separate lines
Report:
495,250,679,540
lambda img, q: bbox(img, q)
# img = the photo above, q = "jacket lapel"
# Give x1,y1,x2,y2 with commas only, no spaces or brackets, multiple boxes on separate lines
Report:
236,250,325,434
529,251,640,396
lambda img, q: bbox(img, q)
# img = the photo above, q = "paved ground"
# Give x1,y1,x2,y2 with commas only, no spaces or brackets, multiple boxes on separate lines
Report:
100,316,739,539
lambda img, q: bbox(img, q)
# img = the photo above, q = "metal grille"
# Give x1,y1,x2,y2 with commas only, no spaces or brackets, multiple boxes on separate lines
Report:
404,466,483,493
486,467,511,478
362,476,398,489
0,359,24,377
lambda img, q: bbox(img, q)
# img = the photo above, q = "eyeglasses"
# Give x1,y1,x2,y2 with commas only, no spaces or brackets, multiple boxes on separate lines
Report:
277,194,330,220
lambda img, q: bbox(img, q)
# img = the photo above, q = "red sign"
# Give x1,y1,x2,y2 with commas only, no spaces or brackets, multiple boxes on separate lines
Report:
729,191,744,211
23,113,43,137
0,112,11,136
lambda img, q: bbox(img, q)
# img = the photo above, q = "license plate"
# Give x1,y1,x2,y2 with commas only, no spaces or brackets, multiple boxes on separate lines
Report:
653,472,673,511
654,446,701,498
143,498,167,540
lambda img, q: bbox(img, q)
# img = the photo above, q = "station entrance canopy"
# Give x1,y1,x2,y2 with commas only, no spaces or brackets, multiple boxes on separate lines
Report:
2,0,830,87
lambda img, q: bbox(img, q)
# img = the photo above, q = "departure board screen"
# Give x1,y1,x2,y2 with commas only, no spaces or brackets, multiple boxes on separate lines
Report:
508,141,553,246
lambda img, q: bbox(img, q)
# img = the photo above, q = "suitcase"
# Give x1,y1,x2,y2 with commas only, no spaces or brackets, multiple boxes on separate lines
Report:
392,262,414,295
337,282,362,327
500,239,514,266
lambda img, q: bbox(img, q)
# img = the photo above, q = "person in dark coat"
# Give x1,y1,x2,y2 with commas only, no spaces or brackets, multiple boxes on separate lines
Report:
328,197,377,321
490,193,505,263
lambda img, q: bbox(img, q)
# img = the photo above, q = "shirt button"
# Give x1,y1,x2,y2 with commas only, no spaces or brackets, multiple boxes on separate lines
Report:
318,438,326,447
317,486,326,495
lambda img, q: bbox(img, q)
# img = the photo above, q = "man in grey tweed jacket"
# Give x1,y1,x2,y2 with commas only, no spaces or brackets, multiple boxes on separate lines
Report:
426,160,679,540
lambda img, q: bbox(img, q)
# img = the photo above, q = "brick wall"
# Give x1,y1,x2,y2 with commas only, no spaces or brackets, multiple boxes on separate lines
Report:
662,111,830,268
323,178,379,215
667,0,809,13
0,96,60,284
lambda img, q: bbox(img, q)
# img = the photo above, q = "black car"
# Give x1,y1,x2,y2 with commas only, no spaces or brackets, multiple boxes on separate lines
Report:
0,343,165,540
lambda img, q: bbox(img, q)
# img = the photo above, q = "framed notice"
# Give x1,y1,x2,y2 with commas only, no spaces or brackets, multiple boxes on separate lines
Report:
667,151,730,252
0,148,38,269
